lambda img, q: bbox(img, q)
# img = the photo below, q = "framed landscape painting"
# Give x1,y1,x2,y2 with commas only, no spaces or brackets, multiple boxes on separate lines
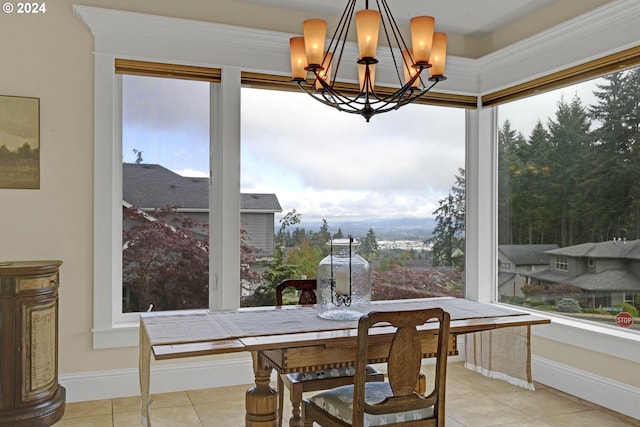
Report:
0,95,40,189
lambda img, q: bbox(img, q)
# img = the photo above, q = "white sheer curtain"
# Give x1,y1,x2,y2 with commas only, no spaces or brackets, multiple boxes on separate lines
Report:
464,326,535,390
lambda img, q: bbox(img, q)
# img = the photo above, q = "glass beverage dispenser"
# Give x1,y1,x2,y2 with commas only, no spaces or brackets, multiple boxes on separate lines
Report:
316,238,371,320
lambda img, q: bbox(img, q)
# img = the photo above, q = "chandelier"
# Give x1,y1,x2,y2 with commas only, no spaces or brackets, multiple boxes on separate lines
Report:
289,0,447,122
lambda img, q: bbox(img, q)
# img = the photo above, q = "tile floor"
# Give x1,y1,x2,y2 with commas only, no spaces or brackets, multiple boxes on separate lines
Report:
54,362,640,427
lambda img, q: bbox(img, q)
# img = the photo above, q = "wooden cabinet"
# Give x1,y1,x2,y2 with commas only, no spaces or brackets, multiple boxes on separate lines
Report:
0,261,65,426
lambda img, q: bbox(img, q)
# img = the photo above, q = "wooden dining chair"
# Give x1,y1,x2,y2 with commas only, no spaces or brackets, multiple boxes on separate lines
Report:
303,307,451,427
275,279,384,427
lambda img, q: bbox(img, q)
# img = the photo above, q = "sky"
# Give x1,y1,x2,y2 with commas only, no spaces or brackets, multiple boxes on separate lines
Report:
499,79,599,136
122,73,603,227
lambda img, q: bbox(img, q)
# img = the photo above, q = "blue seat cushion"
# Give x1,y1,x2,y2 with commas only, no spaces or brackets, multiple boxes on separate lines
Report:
308,382,434,426
288,365,377,382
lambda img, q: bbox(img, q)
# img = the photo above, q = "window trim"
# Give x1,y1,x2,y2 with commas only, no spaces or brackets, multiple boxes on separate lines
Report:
93,62,240,349
115,59,222,82
555,256,569,272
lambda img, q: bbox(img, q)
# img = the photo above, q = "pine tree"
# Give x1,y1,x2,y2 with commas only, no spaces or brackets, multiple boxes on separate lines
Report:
429,168,465,269
360,228,379,260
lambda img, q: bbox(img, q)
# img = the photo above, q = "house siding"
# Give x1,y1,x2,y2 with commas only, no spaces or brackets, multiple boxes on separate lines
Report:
241,213,275,254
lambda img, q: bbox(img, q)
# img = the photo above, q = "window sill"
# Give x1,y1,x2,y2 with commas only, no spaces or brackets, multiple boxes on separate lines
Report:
93,309,211,349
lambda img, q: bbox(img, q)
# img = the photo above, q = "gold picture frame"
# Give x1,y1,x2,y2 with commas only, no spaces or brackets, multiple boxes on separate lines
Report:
0,95,40,189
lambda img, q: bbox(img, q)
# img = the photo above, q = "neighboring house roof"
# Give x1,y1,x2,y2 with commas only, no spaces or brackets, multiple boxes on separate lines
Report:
526,268,640,292
498,271,516,287
545,239,640,260
498,244,559,265
522,239,640,292
122,163,282,213
241,193,283,213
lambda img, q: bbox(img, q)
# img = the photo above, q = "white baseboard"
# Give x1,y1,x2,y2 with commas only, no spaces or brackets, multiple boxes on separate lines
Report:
532,355,640,420
60,356,255,403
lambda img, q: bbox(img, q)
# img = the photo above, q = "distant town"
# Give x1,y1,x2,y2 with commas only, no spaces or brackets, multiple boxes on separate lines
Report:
283,217,437,242
378,240,432,252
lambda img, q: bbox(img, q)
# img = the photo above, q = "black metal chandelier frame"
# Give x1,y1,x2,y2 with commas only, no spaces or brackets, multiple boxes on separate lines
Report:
292,0,446,122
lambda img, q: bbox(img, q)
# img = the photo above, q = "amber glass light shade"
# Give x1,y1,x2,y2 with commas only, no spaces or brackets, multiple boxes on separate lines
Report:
303,19,327,68
402,49,420,88
315,52,333,90
289,37,307,80
355,9,380,59
429,32,447,77
410,16,434,64
358,63,376,92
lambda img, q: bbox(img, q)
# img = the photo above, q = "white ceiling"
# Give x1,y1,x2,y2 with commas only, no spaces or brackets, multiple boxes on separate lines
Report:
240,0,558,38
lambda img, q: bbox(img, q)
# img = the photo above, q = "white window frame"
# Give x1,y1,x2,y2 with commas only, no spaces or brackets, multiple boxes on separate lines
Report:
555,255,569,272
92,59,242,348
75,3,640,360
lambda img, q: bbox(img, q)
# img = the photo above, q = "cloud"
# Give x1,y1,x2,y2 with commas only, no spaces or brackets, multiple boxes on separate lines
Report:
241,88,465,195
122,75,209,134
240,88,464,221
175,168,209,178
122,79,465,223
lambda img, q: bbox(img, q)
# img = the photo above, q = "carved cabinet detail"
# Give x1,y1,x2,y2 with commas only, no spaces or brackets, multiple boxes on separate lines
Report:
0,261,65,426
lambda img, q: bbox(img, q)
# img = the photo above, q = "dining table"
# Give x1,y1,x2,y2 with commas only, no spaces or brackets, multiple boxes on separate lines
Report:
139,297,550,427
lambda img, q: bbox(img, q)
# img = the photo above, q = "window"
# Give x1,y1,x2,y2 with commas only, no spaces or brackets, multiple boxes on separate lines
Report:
240,87,466,304
90,57,469,348
555,256,568,272
497,64,640,332
121,74,210,313
91,56,229,348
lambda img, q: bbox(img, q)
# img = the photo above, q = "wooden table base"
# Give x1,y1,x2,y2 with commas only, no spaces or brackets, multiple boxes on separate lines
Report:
246,352,278,427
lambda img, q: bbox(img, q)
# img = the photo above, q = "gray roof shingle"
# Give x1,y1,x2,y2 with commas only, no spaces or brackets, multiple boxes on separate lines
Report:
499,244,559,265
545,239,640,260
123,163,281,212
526,268,640,292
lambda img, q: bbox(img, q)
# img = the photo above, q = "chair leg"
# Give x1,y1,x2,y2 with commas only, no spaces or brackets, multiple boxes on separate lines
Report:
289,383,304,427
277,374,284,427
415,372,426,395
302,403,314,427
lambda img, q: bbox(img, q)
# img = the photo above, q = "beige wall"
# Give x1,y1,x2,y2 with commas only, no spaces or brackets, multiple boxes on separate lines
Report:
0,0,636,394
2,1,99,373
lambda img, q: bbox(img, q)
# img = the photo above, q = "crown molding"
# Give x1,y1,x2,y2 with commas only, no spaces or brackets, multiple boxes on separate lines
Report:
475,0,640,94
73,4,476,94
74,0,640,97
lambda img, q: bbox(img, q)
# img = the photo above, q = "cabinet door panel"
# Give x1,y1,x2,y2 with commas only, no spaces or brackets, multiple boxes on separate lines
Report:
19,297,57,404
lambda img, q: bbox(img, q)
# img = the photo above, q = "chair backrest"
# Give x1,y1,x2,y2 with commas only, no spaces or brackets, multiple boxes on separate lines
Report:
275,279,317,306
352,308,450,426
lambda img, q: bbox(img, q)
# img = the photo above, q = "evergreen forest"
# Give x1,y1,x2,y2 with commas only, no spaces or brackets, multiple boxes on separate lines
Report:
498,68,640,246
